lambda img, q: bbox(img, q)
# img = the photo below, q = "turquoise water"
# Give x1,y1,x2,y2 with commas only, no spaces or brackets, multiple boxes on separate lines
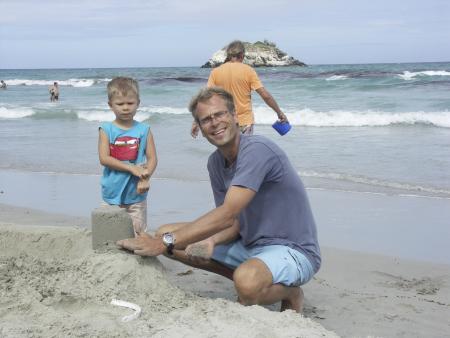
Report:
1,63,450,198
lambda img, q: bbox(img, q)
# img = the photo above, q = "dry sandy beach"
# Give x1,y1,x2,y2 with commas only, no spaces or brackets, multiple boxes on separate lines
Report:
0,208,335,338
1,204,449,337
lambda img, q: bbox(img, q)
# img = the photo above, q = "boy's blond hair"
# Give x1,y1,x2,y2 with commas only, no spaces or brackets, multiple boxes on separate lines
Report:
107,77,140,101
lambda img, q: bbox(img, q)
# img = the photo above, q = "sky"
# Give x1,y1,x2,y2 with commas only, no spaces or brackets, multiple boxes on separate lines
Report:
1,0,449,69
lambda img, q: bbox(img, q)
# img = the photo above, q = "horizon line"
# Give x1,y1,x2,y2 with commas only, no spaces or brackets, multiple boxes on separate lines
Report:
1,60,450,71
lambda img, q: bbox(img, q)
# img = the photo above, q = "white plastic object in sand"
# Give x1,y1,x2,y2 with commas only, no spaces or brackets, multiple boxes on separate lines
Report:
111,299,142,322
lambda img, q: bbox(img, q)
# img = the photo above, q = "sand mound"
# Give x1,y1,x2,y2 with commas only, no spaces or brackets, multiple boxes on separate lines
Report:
0,224,338,337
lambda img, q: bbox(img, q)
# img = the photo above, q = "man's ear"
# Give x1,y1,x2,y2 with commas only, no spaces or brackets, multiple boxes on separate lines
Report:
232,111,238,124
108,101,112,108
137,99,141,107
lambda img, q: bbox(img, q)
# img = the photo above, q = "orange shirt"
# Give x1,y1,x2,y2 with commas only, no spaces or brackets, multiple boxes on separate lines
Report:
207,62,263,126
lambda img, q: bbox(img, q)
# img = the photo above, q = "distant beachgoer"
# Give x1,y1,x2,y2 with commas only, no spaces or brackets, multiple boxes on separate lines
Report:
49,82,59,102
0,80,6,89
98,77,158,236
191,40,288,137
118,87,320,313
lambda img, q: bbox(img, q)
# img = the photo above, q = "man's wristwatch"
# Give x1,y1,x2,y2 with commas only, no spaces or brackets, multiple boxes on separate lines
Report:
162,232,175,255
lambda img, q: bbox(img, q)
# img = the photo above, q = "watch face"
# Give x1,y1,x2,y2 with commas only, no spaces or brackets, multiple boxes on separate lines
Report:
162,232,174,246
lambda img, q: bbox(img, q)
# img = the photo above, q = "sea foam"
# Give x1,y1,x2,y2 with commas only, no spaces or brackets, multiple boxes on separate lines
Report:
398,70,450,80
0,106,35,119
139,106,188,115
77,106,187,122
253,106,450,128
326,75,348,81
3,78,110,87
2,104,449,128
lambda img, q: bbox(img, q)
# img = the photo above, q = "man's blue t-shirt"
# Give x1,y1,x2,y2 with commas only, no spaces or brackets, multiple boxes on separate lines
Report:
207,134,321,273
100,121,150,205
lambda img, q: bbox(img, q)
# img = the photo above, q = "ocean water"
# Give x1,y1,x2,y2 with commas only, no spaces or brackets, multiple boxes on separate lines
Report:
1,63,450,199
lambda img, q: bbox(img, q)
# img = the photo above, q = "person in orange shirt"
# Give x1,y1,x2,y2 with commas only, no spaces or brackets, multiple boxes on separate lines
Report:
191,40,288,137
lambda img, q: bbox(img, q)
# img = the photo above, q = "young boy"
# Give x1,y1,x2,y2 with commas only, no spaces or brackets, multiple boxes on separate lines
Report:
98,77,157,236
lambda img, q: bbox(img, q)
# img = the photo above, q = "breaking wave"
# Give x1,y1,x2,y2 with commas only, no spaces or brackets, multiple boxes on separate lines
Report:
2,104,449,128
254,107,450,128
2,78,111,87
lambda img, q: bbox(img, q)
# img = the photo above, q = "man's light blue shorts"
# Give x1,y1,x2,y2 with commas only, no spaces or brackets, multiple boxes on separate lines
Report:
212,240,314,286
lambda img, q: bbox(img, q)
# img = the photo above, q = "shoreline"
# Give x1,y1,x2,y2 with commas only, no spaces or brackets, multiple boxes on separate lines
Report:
1,206,449,337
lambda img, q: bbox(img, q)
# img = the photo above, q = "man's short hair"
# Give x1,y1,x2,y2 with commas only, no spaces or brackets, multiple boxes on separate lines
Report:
107,77,140,101
226,40,245,59
188,87,236,120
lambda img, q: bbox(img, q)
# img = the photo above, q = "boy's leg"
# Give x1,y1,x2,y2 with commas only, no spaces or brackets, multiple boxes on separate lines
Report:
123,200,147,236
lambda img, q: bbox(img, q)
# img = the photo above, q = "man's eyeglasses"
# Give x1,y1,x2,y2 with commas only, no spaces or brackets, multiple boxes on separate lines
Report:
197,110,229,127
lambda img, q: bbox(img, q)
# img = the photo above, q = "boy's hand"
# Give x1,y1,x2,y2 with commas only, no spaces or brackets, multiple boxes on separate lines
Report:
137,179,150,194
141,167,151,179
138,163,150,179
129,165,146,178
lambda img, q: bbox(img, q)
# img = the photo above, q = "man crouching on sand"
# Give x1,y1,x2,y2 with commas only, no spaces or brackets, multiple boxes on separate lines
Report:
117,87,321,313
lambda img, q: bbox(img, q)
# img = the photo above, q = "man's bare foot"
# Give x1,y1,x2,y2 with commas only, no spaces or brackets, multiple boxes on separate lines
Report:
280,286,304,313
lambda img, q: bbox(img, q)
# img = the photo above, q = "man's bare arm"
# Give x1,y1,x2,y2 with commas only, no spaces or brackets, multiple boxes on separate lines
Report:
184,219,239,261
209,218,240,245
117,186,254,256
256,87,288,123
170,186,254,249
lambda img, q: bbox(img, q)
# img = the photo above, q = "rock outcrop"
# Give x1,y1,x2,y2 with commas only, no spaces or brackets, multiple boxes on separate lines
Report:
201,40,306,68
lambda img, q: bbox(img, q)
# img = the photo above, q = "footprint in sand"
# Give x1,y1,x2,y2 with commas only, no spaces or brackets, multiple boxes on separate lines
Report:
372,271,442,295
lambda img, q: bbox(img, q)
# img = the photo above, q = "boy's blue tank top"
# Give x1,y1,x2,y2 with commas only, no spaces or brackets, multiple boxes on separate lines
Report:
100,121,150,205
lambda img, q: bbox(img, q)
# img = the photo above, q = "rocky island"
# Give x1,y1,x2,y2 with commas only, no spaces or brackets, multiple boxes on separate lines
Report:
201,40,306,68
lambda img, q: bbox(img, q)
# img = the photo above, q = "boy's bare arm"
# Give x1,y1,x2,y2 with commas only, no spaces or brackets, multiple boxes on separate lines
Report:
143,131,157,178
136,131,157,193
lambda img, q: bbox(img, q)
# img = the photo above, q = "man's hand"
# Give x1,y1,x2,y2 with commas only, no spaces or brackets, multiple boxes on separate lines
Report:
277,112,288,123
116,232,165,256
185,237,215,264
